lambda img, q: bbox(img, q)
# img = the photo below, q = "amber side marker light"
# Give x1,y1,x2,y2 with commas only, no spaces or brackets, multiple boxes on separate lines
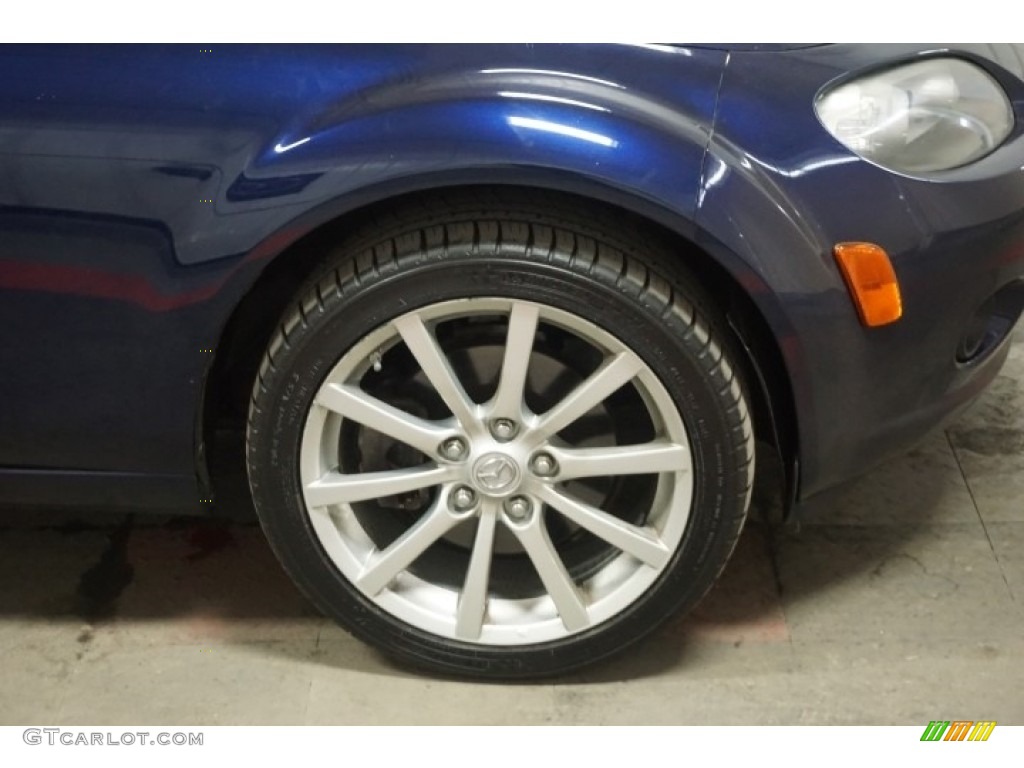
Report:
833,242,903,327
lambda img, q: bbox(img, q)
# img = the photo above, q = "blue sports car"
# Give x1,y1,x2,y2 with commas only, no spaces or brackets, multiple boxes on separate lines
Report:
1,44,1022,676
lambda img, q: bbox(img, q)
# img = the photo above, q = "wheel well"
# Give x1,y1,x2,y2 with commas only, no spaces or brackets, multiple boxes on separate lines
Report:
201,185,798,514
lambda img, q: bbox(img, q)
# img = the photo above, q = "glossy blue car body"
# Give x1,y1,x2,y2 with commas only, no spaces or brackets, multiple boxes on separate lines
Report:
1,43,1023,514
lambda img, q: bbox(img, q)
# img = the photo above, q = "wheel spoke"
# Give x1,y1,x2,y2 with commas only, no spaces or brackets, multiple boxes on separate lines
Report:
455,502,499,640
394,312,478,428
512,515,589,632
357,500,460,596
491,302,540,420
547,440,689,481
531,351,642,442
536,486,670,569
305,465,457,508
316,383,450,456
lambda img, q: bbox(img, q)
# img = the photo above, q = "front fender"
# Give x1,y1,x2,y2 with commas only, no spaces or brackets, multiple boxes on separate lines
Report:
205,45,725,268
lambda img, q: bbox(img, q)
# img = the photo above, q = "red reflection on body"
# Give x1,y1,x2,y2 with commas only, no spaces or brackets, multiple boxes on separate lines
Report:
0,260,219,312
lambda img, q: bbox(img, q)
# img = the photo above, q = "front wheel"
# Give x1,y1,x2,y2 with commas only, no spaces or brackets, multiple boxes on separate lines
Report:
246,195,754,677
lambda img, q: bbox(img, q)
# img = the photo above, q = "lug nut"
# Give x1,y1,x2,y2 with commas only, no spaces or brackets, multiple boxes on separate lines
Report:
450,486,478,512
504,495,533,522
490,418,518,442
439,437,468,461
530,452,557,478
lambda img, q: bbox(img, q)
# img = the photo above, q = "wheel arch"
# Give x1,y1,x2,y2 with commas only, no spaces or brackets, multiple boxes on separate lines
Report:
200,177,800,515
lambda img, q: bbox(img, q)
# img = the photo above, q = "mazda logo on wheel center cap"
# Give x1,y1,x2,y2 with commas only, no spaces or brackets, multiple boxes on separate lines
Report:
472,453,521,496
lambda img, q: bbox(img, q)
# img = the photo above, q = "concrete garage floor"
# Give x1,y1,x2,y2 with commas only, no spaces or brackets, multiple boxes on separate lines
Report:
1,331,1022,726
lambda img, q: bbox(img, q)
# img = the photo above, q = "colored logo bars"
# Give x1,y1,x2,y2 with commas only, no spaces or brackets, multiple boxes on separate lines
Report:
920,721,996,741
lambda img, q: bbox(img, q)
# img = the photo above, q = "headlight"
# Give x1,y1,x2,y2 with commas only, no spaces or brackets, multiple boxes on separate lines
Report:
815,57,1014,173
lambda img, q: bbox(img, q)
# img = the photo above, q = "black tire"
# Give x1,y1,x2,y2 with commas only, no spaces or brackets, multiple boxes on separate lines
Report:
246,190,754,678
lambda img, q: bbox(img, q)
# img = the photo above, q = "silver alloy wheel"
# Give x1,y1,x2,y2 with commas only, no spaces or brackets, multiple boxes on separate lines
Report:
299,298,694,645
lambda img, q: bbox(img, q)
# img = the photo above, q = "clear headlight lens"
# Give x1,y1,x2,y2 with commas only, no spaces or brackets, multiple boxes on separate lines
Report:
815,57,1014,173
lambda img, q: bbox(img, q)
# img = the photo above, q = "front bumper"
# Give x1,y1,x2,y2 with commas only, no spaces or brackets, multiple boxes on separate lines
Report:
798,205,1024,500
700,43,1024,504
